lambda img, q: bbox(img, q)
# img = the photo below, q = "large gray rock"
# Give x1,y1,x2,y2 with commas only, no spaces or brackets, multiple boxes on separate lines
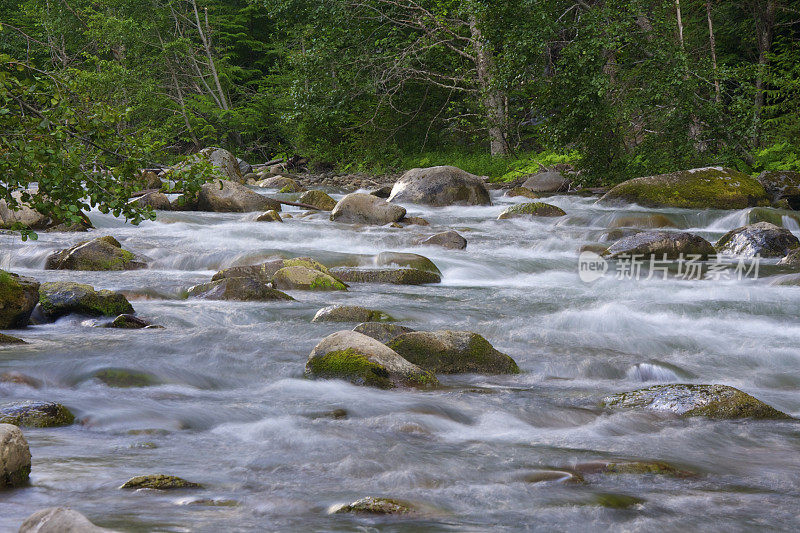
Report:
305,330,437,388
601,384,791,419
19,507,119,532
607,231,715,259
198,180,281,213
312,305,392,323
45,236,147,271
418,231,467,250
272,266,347,291
715,222,800,258
0,270,40,329
330,193,406,225
38,282,134,319
353,322,414,344
178,147,244,183
330,267,441,285
0,423,30,488
131,192,170,210
757,170,800,205
0,193,91,231
388,166,491,206
255,176,303,192
187,277,294,301
374,252,440,274
237,157,252,177
298,190,337,211
498,202,566,219
387,330,520,374
0,401,75,427
521,171,571,193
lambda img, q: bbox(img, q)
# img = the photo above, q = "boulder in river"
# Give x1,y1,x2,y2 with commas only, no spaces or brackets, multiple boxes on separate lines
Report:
174,147,243,183
45,236,147,271
331,496,415,515
601,384,792,419
757,170,800,207
715,221,800,258
606,231,715,259
312,305,393,323
498,202,566,219
106,314,155,329
92,368,158,388
255,175,303,192
131,192,171,211
0,423,31,487
19,507,119,533
0,192,92,231
38,281,134,319
504,187,539,199
419,231,467,250
305,330,437,389
255,210,283,222
353,322,414,344
599,167,769,209
120,474,202,490
778,248,800,267
330,267,441,285
744,206,800,228
388,166,491,206
375,252,440,274
0,332,25,344
607,214,677,229
298,190,337,211
387,330,520,374
170,193,199,211
572,460,692,477
272,266,347,291
198,180,281,213
521,171,571,193
188,277,294,301
0,401,75,427
0,270,40,328
330,193,406,225
370,186,393,199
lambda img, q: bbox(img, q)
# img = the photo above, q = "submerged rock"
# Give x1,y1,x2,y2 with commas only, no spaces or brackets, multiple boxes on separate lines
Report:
45,236,147,271
188,277,294,301
607,214,677,229
312,305,393,323
418,230,467,250
715,221,800,258
272,266,347,291
305,330,437,389
590,493,646,509
0,401,75,427
331,496,415,515
606,231,715,259
0,372,40,387
120,474,201,490
520,470,584,484
19,507,119,533
497,202,565,219
38,282,134,319
330,268,441,285
353,322,414,344
0,270,40,328
0,333,25,344
573,460,692,477
599,167,769,209
744,206,800,228
387,330,520,374
92,369,158,388
0,423,31,487
388,166,491,206
521,171,571,193
330,193,406,225
198,180,281,213
375,252,440,274
601,384,791,419
299,190,337,211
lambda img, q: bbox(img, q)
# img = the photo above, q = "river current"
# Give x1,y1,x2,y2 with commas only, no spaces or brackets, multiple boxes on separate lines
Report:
1,188,799,531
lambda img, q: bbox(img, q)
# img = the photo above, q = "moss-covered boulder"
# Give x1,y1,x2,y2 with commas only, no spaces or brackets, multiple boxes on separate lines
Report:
45,235,147,271
715,221,800,258
211,257,343,287
387,330,519,374
298,190,337,211
505,187,539,199
330,267,441,285
188,277,294,301
353,322,414,344
497,202,566,219
312,305,393,323
306,330,437,389
170,193,199,211
418,230,467,250
255,210,283,222
92,368,158,388
272,266,347,291
0,333,25,344
255,175,303,192
601,384,792,419
757,170,800,206
0,270,40,329
607,231,715,259
590,493,646,509
19,507,118,533
608,214,677,229
198,180,281,213
39,281,134,319
106,314,153,329
331,496,415,515
573,460,692,477
374,252,440,274
131,192,171,210
0,401,75,427
0,423,31,487
745,207,800,228
330,193,406,225
120,474,201,490
388,166,491,206
599,167,769,209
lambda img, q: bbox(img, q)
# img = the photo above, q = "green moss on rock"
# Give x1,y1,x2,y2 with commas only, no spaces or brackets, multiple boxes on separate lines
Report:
39,282,134,318
308,348,394,389
312,305,393,323
388,330,520,374
498,202,566,219
45,235,147,271
273,266,347,291
93,368,158,388
0,401,75,427
332,496,415,515
329,267,441,285
299,190,338,211
120,474,202,490
0,270,40,329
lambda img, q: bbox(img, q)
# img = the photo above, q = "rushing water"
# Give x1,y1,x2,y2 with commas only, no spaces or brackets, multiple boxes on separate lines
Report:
1,188,799,532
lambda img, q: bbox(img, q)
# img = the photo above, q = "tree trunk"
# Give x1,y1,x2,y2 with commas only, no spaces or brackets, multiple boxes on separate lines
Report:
469,15,508,156
753,0,776,147
706,1,721,103
675,0,685,48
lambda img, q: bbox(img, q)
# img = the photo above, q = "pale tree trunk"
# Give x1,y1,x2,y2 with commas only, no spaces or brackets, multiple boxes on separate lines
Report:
706,1,721,103
192,0,229,111
675,0,685,48
753,0,776,146
469,15,508,156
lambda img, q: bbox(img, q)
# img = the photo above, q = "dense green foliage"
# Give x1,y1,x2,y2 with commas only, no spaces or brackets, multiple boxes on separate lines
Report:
0,0,798,199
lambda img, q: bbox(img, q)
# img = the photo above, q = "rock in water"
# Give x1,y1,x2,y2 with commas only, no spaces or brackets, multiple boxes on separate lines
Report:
38,282,134,319
331,496,415,515
45,236,147,271
120,474,202,490
607,231,715,259
388,166,491,206
418,231,467,250
330,268,441,285
607,214,677,229
0,423,31,487
131,192,171,210
173,147,243,183
272,266,347,291
0,333,25,344
757,170,800,207
330,193,406,225
255,210,283,222
352,323,414,344
312,305,393,323
305,330,437,389
715,222,800,258
198,180,281,213
601,384,791,419
497,202,565,219
188,277,294,301
0,401,75,427
778,248,800,267
299,190,337,211
19,507,119,533
521,171,571,193
387,330,520,374
504,187,539,199
0,270,40,328
599,167,769,209
374,252,440,273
